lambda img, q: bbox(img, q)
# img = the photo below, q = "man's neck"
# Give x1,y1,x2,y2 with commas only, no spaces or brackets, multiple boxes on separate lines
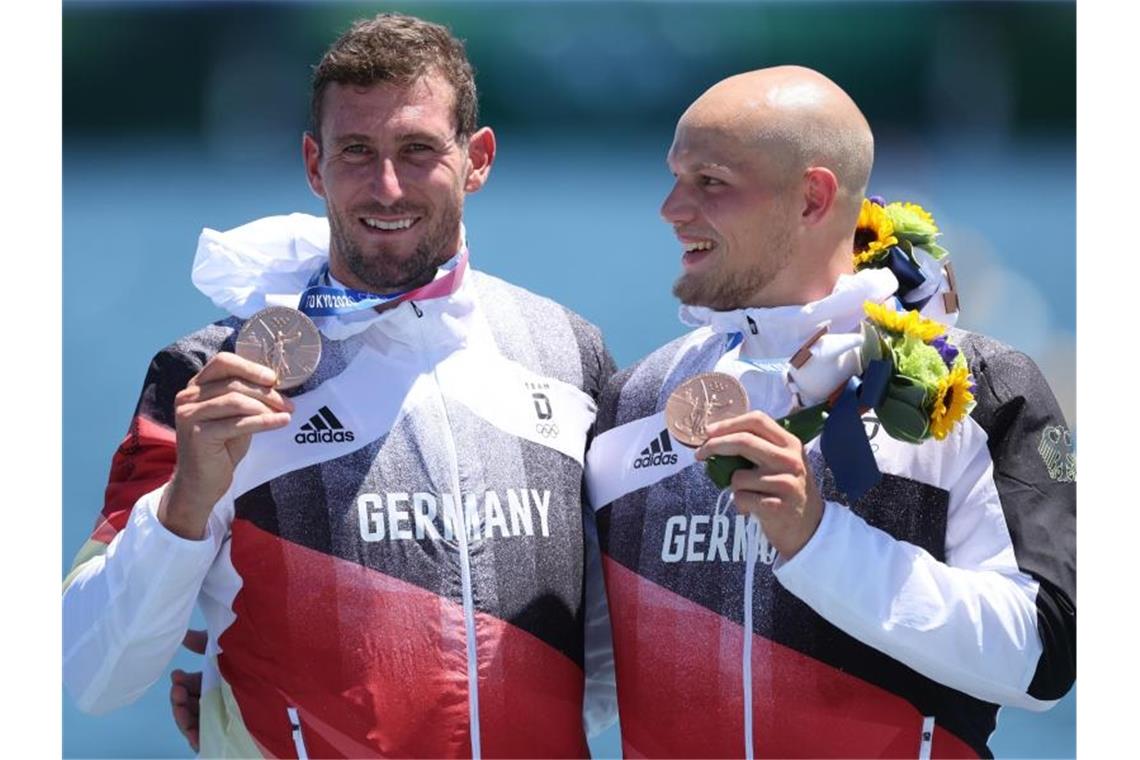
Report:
739,246,853,310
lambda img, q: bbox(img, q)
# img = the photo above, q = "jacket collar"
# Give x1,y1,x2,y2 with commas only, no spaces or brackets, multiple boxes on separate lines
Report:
191,213,473,343
678,268,900,359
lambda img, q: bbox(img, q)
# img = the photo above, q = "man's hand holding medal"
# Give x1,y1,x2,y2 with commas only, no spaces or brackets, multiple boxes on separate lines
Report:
665,373,824,560
157,307,320,540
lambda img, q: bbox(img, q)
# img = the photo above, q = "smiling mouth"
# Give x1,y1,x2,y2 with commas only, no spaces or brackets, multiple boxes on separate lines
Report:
361,216,420,232
680,238,717,268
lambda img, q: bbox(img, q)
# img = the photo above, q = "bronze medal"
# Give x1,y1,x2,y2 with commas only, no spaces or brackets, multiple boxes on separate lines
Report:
665,372,750,448
235,306,322,390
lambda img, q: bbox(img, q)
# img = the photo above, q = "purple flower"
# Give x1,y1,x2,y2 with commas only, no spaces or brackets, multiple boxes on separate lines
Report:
931,335,959,368
868,195,886,207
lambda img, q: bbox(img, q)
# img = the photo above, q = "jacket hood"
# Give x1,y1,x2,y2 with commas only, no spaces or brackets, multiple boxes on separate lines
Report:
192,213,332,319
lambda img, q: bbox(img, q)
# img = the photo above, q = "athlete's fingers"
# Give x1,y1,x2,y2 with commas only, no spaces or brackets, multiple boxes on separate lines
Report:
171,669,202,693
178,377,294,413
170,672,198,732
171,670,203,738
695,431,803,474
182,629,208,655
191,351,278,388
174,670,203,701
175,392,291,428
705,411,796,447
171,696,199,753
731,471,804,501
190,412,293,441
726,458,808,492
731,489,786,518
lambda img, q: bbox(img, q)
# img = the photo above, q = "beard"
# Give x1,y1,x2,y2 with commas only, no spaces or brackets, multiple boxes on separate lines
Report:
672,228,793,311
327,195,463,293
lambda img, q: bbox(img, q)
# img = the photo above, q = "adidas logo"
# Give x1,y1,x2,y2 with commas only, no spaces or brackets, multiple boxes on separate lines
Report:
295,406,356,444
633,430,678,469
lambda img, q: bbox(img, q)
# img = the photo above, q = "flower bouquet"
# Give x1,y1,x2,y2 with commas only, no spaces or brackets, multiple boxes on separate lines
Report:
703,303,976,498
773,302,975,499
853,197,959,319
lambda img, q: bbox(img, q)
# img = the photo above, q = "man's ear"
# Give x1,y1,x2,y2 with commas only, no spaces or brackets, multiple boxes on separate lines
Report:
801,167,838,225
303,132,327,199
464,127,496,194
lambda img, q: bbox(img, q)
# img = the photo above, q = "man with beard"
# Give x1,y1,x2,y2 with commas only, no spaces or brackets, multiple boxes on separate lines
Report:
585,66,1075,757
63,13,616,758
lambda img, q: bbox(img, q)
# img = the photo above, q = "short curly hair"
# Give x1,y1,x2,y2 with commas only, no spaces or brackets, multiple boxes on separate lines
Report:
310,13,478,143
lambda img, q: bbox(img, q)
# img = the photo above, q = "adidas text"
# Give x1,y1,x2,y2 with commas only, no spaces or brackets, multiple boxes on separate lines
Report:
634,452,678,468
295,429,356,444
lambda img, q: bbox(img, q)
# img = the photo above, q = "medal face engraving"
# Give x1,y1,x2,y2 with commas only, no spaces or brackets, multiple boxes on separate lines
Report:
665,372,750,448
235,307,322,390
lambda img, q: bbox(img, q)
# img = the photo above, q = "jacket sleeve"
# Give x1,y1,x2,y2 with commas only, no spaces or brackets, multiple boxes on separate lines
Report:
62,346,225,714
63,486,224,714
774,350,1075,710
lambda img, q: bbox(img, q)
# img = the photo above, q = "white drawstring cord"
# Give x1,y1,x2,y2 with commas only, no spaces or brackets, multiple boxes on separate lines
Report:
743,514,760,760
714,486,734,518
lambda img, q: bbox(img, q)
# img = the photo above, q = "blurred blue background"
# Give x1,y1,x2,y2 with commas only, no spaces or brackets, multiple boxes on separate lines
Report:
63,1,1075,757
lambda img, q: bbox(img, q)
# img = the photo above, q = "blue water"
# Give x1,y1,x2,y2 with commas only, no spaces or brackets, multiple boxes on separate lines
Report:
63,133,1076,758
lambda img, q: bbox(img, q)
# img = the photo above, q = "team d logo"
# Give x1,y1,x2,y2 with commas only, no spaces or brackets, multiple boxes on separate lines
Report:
295,405,356,444
634,430,678,469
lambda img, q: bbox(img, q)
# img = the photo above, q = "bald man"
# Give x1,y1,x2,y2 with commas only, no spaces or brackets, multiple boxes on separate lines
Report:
584,67,1075,758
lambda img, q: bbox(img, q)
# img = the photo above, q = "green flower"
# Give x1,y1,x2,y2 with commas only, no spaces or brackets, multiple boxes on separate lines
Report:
891,334,950,391
885,202,945,258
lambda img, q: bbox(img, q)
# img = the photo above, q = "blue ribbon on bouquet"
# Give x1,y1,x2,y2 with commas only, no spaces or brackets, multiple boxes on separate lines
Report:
884,246,936,312
819,358,892,503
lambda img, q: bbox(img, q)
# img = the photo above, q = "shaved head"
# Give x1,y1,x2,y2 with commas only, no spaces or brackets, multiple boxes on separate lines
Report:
682,66,873,220
663,66,875,309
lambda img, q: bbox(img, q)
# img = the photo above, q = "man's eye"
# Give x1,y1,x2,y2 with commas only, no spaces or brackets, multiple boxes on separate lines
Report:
700,176,723,187
344,144,370,155
405,143,434,153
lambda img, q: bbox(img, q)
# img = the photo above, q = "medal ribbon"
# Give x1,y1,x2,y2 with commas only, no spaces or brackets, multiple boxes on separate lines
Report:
297,246,469,317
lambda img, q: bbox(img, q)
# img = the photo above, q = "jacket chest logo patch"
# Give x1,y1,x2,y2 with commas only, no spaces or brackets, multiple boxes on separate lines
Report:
295,405,356,444
1038,424,1076,482
634,429,678,469
526,380,560,438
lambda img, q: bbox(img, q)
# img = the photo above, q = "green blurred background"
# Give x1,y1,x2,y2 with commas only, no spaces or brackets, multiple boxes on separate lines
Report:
63,1,1075,757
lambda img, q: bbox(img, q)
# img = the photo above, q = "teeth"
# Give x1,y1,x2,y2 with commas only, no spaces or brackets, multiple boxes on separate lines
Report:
364,217,415,231
684,240,714,253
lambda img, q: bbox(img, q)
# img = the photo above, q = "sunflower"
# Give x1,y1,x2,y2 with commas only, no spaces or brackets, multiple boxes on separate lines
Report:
863,301,946,343
929,365,975,440
853,198,898,268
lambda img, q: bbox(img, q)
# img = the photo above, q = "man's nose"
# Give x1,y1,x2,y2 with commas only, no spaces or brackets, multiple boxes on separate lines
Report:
371,157,404,204
660,184,693,225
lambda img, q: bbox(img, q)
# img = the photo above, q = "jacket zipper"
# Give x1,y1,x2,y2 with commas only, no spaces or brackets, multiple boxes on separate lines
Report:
287,706,309,759
414,305,482,759
919,716,935,759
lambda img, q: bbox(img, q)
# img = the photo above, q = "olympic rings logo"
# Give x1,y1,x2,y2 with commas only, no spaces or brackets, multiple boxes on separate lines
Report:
535,423,560,438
